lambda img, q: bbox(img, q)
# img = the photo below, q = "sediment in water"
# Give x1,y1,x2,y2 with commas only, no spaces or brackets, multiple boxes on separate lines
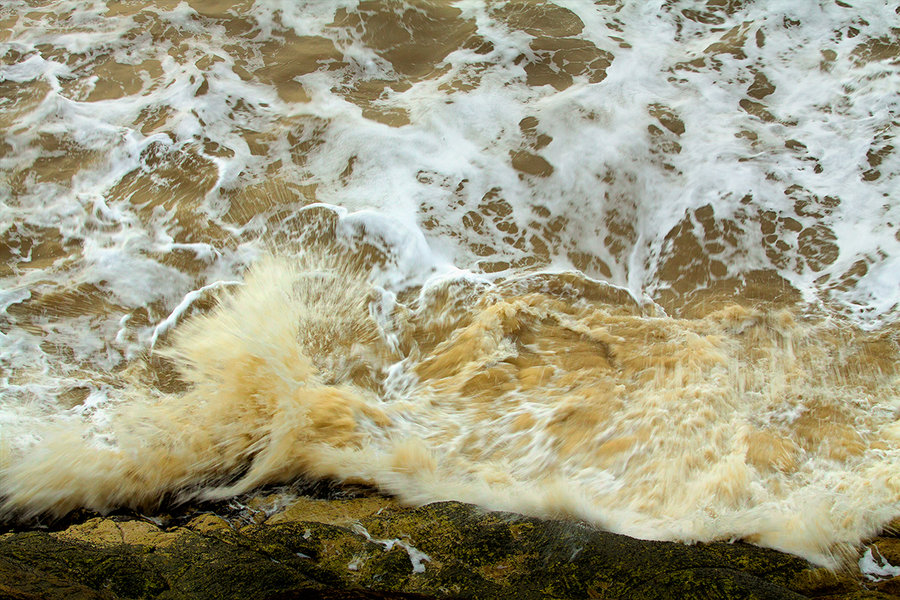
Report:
1,253,898,569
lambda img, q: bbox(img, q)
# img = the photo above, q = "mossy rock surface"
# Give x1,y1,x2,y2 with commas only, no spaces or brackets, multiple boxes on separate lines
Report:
0,500,897,600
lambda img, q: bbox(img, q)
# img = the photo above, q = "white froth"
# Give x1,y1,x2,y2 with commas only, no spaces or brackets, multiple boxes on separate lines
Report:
860,546,900,582
351,523,432,574
0,53,71,86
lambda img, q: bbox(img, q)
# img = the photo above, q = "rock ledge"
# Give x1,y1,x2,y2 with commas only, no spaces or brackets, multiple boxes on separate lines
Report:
2,499,898,600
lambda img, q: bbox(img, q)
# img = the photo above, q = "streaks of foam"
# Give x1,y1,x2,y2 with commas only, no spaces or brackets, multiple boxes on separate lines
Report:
3,0,898,320
1,254,898,568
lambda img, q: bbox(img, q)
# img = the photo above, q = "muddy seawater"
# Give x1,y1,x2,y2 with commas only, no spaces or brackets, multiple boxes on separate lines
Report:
1,0,899,569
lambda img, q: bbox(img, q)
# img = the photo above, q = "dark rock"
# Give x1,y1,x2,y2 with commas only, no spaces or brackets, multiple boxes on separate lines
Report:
0,500,896,600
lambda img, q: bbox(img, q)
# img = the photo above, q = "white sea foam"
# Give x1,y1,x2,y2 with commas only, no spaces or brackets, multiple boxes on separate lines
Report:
5,0,894,315
351,523,432,573
860,546,900,582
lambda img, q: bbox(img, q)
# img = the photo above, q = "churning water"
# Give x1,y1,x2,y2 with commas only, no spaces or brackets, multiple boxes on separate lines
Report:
1,0,899,567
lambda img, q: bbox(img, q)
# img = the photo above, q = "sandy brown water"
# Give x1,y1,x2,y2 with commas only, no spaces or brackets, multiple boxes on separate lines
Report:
1,0,899,569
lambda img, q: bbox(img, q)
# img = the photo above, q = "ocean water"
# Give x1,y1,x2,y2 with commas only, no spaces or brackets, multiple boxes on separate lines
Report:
1,0,899,567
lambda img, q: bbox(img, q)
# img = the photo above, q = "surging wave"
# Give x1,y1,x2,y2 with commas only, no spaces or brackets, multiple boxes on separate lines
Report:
2,247,898,568
1,0,899,573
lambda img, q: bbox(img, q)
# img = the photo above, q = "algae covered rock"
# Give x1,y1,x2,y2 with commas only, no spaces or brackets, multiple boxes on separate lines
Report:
0,500,897,599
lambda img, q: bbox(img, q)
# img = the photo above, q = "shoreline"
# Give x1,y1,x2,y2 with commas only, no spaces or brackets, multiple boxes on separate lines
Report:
2,488,899,600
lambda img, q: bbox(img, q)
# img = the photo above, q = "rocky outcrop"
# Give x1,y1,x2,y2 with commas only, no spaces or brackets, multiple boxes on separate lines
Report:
1,499,897,600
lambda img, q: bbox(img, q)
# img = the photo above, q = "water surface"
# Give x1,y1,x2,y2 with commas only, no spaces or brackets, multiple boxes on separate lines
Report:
1,0,899,567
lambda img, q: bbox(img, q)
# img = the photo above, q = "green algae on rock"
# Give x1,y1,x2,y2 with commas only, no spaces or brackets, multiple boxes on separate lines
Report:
0,500,897,600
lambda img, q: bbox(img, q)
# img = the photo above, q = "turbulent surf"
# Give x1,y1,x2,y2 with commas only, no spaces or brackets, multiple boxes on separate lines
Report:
1,0,898,568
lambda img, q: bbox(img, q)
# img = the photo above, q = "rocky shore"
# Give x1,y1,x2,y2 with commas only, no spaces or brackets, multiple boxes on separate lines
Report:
2,493,898,600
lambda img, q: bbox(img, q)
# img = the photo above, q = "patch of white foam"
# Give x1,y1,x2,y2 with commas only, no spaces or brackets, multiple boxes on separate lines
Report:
860,547,900,582
351,523,432,574
0,53,72,86
81,237,193,307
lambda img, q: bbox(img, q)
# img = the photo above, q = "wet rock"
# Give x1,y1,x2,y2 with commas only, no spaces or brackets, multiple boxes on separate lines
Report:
0,500,897,599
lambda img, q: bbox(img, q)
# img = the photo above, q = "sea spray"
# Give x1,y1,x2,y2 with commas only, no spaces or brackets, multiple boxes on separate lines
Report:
2,0,899,571
3,248,899,567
